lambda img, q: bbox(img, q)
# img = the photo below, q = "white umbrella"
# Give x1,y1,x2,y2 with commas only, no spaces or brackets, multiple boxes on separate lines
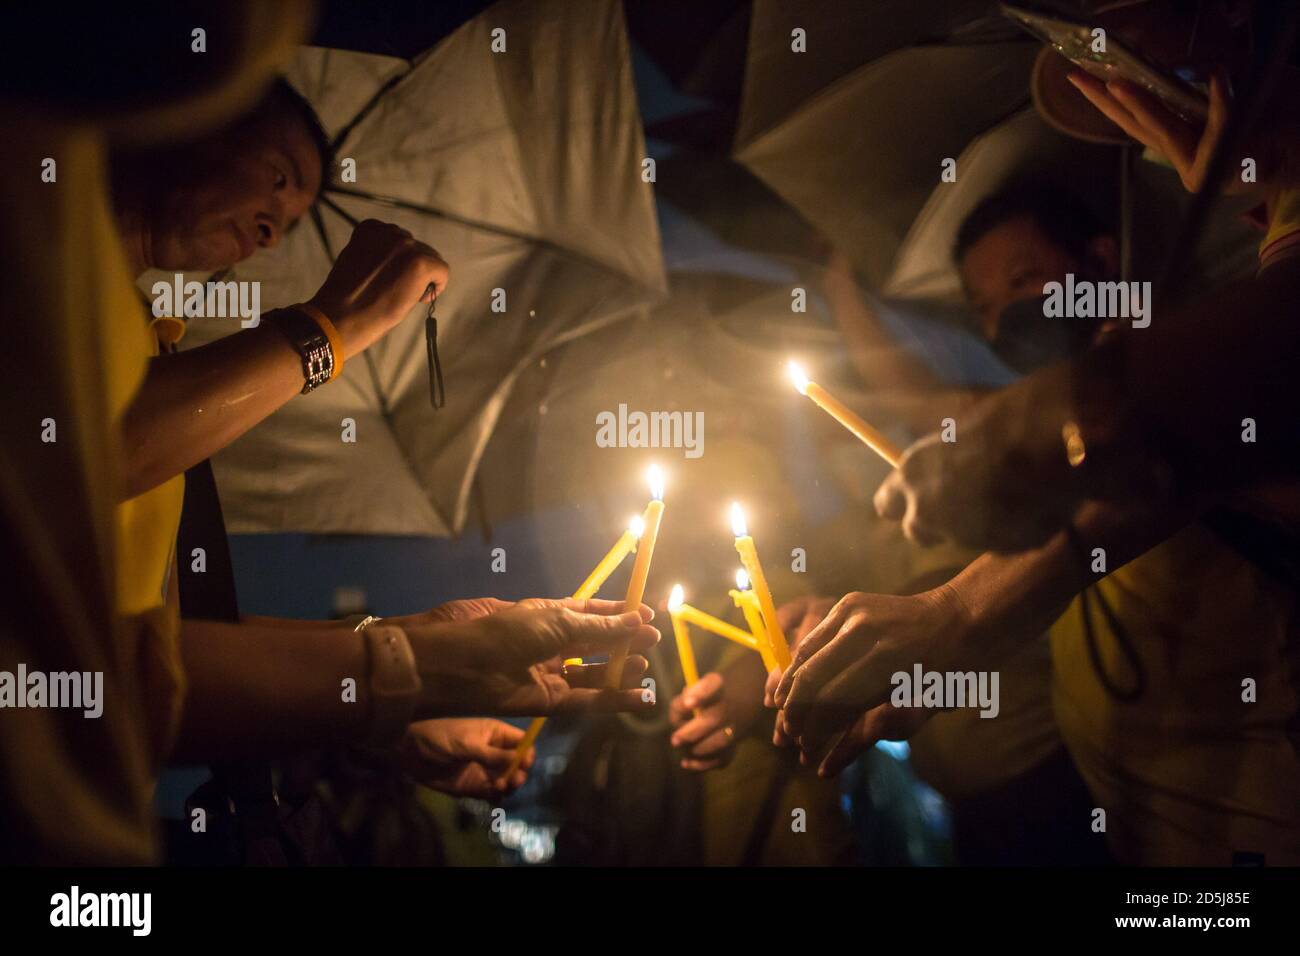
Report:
182,0,666,536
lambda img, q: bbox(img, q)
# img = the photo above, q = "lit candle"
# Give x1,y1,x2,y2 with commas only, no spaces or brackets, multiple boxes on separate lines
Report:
502,514,647,784
607,465,666,688
788,360,903,467
667,585,700,718
730,568,777,672
730,503,792,670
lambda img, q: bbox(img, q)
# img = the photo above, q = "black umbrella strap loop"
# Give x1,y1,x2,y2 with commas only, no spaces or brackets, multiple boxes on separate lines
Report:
425,288,445,410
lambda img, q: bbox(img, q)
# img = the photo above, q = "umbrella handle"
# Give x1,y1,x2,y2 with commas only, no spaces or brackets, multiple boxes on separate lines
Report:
425,287,446,409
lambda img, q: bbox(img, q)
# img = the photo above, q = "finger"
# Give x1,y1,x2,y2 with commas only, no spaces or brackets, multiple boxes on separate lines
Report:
772,709,795,748
550,686,656,715
545,597,654,623
798,605,829,642
818,712,879,778
1105,79,1199,169
668,689,694,727
776,599,810,632
792,719,843,767
491,762,529,795
821,703,926,777
797,652,900,748
475,744,520,772
671,708,724,748
554,610,660,659
1191,69,1232,187
486,721,526,748
1067,72,1151,145
680,756,725,772
764,665,783,708
901,498,946,548
775,598,851,707
688,727,737,760
680,671,724,711
872,471,909,522
408,249,449,297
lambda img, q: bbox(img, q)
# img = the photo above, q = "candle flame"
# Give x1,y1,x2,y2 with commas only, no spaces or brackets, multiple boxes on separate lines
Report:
668,584,685,612
735,568,750,590
730,501,748,538
628,514,646,538
787,360,810,395
647,464,665,501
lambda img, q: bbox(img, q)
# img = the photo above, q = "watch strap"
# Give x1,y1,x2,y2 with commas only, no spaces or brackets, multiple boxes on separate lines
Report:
359,623,421,747
270,307,335,393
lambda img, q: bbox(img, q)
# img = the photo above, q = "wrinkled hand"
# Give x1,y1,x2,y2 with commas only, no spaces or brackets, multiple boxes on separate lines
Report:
308,218,450,355
391,597,513,630
399,718,533,797
810,703,932,778
406,597,660,718
772,588,971,771
765,596,836,748
668,673,737,771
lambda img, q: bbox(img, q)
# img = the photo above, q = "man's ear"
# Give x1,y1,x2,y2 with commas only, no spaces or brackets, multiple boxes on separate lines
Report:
1087,234,1120,277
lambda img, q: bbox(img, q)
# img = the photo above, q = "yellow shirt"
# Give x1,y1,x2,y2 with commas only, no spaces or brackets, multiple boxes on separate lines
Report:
0,118,181,862
1051,523,1300,865
1259,187,1300,269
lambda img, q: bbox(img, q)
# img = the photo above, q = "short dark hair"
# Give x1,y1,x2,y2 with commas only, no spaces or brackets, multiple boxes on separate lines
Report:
240,77,334,197
953,182,1111,265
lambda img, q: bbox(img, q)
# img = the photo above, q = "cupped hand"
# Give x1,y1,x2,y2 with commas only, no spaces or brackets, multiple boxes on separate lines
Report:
399,717,534,797
406,597,660,718
772,587,971,763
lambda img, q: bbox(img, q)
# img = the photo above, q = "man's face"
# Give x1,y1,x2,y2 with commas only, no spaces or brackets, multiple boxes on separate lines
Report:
148,111,322,272
959,215,1083,340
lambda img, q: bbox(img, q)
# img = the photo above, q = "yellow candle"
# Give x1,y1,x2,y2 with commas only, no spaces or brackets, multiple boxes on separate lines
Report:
788,360,903,467
572,515,645,603
667,585,700,688
501,513,646,784
667,585,701,718
730,569,777,672
607,465,666,688
730,503,792,670
674,602,761,650
502,717,546,784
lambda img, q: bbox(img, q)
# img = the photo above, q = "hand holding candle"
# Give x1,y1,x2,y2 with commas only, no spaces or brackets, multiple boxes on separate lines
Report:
607,465,666,688
500,513,647,785
788,360,903,467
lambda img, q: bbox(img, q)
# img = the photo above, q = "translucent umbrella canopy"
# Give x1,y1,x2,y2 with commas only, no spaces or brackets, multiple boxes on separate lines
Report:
734,0,1260,302
734,0,1036,289
181,0,666,536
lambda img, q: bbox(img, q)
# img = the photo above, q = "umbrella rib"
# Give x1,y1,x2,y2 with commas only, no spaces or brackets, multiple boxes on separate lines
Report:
329,69,412,155
324,185,651,290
